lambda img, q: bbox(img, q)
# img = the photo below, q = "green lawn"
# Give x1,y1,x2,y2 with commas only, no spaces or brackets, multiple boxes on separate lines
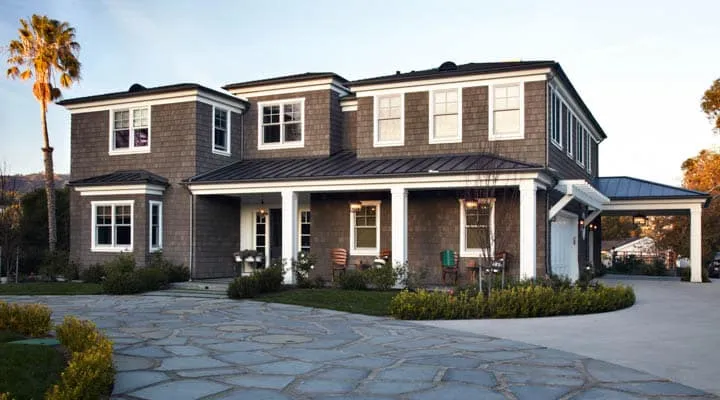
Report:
0,330,25,343
0,282,103,295
257,288,397,316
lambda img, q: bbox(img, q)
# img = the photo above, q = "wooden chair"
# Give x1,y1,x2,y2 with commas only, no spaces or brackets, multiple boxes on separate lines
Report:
441,250,459,285
330,248,348,282
379,249,392,262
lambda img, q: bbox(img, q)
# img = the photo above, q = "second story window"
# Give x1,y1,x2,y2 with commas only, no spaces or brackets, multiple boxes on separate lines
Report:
111,107,150,154
430,89,461,143
213,107,230,155
549,89,563,148
258,99,304,149
576,124,586,166
374,94,403,146
490,83,523,141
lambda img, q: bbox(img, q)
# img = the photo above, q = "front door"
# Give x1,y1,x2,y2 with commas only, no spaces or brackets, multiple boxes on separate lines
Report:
551,212,579,281
269,208,282,262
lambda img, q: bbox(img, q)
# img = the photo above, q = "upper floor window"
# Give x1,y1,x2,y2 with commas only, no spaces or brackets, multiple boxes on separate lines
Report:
92,200,133,252
460,199,494,257
374,94,404,146
430,89,461,143
489,83,523,141
213,107,230,155
258,98,304,149
549,89,563,148
575,124,585,166
111,107,150,154
350,201,380,256
567,115,575,157
586,134,593,174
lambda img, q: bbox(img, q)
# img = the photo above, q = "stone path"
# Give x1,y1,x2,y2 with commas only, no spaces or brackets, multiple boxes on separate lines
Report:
2,295,715,399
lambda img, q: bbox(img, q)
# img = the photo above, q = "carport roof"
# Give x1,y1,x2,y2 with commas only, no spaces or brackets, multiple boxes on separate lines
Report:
594,176,709,201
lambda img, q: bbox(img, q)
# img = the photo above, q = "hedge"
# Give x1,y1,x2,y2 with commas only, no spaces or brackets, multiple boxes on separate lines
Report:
100,253,189,294
228,265,284,299
388,284,635,320
0,303,115,400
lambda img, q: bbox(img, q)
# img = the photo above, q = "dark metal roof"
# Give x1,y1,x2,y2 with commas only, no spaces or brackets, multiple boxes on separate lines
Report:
348,61,557,87
57,83,248,107
594,177,708,200
187,151,542,184
68,170,169,187
223,72,349,90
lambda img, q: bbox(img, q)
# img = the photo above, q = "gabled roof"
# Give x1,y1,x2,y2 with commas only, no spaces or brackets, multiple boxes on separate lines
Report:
68,170,169,187
223,72,348,90
348,61,556,87
187,151,542,184
594,177,708,200
56,83,247,107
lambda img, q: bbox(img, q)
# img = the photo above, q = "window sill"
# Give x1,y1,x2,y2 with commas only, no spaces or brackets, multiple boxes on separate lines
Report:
350,248,379,257
551,139,563,150
109,148,150,156
258,142,304,151
91,247,133,253
149,247,162,253
429,137,462,144
212,149,231,157
460,249,492,258
489,133,524,141
373,141,404,148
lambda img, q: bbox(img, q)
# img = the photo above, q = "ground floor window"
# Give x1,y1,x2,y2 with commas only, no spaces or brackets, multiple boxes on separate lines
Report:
149,200,162,251
255,212,267,256
350,201,380,256
460,198,494,257
299,210,311,253
92,200,133,251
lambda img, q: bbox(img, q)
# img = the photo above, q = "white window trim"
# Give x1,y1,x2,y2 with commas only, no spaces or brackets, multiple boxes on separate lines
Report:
489,82,524,141
549,89,563,150
373,94,404,147
253,210,269,266
109,107,151,155
428,88,462,144
349,200,381,256
586,133,593,174
149,200,163,252
298,208,311,253
567,113,575,158
91,200,134,252
459,198,495,258
257,98,305,150
212,106,231,156
576,126,586,167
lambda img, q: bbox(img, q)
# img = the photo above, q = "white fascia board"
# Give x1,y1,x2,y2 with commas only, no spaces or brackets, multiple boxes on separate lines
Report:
76,184,166,196
341,99,358,112
64,90,247,114
603,198,707,211
227,78,350,98
351,69,550,97
555,179,609,208
188,171,551,195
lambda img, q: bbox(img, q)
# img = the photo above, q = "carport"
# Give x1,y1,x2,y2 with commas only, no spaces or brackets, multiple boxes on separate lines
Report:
592,177,711,282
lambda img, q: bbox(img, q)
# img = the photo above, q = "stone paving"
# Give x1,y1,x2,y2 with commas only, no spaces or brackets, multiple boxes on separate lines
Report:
2,295,716,400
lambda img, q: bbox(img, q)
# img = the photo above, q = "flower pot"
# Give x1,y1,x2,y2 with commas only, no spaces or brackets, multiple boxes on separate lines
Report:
254,256,264,262
244,257,255,262
234,255,243,263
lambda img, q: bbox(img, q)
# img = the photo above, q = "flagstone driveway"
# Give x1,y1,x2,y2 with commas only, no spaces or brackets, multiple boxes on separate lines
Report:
2,295,715,400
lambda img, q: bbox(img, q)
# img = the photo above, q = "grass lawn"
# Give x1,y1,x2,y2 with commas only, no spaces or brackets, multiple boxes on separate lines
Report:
257,288,397,316
0,333,65,399
0,282,103,295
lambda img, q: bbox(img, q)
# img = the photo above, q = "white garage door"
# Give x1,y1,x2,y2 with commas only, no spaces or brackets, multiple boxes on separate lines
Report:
551,212,579,281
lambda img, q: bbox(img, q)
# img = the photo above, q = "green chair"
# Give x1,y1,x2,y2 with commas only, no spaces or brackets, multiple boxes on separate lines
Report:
441,250,459,284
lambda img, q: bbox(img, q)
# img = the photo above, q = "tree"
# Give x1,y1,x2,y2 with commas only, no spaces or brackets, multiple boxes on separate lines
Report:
702,79,720,134
5,15,80,252
600,216,642,241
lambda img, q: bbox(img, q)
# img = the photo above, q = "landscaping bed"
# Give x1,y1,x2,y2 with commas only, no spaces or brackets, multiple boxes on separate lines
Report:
257,289,397,316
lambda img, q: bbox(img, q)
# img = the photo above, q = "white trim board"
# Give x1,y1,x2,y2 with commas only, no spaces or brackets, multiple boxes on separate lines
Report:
63,90,248,114
75,184,167,196
227,78,350,98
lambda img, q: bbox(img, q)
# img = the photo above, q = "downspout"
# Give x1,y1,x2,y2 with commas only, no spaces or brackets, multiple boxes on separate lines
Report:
190,192,195,281
545,77,552,276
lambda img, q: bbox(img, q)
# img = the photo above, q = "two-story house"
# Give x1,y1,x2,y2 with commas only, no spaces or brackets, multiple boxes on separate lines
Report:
59,61,710,283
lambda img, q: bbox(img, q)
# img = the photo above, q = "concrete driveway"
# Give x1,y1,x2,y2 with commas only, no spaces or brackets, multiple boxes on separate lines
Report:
418,276,720,395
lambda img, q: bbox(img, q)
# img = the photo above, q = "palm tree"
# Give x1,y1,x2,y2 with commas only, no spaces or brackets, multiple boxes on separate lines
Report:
5,15,81,252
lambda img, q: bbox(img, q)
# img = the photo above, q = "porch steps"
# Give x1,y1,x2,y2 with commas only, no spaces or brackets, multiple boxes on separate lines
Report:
144,288,227,299
170,280,231,292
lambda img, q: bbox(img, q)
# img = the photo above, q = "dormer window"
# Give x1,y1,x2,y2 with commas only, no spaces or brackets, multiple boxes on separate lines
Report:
489,83,524,141
430,89,461,143
213,107,231,155
111,107,150,154
258,98,304,149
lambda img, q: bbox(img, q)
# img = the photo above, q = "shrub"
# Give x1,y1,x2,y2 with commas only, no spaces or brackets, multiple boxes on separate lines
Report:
257,264,284,293
80,264,105,284
338,270,367,290
135,267,169,291
47,316,115,400
293,251,317,287
0,301,53,337
147,252,189,283
388,283,635,320
680,267,711,282
227,275,260,299
365,263,397,291
104,253,136,275
39,251,76,281
102,272,143,295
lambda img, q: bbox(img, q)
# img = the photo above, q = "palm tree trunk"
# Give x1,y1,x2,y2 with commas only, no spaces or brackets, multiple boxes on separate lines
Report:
40,100,57,253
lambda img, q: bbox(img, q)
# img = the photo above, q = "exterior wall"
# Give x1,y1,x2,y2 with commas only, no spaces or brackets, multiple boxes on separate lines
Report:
536,189,548,277
195,103,244,174
343,110,357,151
193,195,240,279
241,90,336,159
329,91,345,154
354,81,547,166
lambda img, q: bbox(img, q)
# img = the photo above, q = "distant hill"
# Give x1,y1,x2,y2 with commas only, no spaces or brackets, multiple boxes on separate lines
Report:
2,173,69,194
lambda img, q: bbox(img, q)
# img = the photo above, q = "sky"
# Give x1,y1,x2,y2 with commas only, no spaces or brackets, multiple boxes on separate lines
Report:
0,0,718,186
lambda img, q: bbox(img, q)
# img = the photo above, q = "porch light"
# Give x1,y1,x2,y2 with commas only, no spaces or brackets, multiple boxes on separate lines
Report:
258,197,267,216
579,218,585,227
633,214,647,225
349,201,362,212
464,199,479,209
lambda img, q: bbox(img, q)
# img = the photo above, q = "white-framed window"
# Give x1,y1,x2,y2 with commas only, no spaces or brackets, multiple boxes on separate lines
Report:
91,200,133,252
586,134,593,174
549,88,563,148
255,212,267,257
299,210,311,253
429,88,461,143
213,107,231,155
567,114,575,157
374,94,404,146
349,201,380,256
576,124,585,166
110,107,150,154
489,83,523,140
149,200,162,251
258,98,304,149
459,199,495,257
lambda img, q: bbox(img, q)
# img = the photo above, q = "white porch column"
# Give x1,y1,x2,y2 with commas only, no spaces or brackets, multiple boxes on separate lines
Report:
281,189,298,284
391,186,408,283
519,180,537,280
690,203,703,283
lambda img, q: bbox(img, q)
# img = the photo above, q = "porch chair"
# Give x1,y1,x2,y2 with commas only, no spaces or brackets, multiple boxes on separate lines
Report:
379,249,392,263
330,248,349,282
441,249,460,285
